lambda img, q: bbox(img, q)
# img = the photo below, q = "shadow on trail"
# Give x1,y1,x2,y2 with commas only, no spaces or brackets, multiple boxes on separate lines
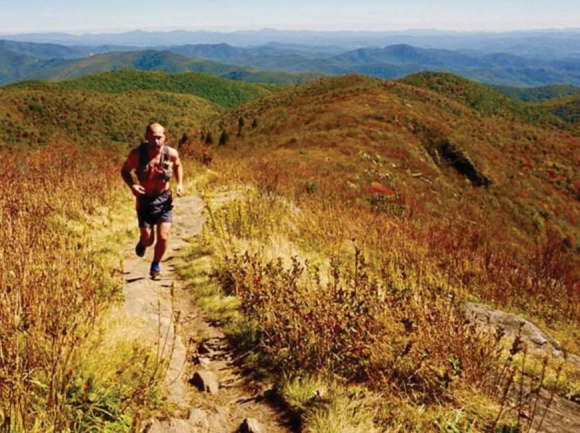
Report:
125,277,147,283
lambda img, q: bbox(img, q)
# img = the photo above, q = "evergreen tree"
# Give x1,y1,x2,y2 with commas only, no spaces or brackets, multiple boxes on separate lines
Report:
237,116,245,137
179,133,188,146
219,130,229,146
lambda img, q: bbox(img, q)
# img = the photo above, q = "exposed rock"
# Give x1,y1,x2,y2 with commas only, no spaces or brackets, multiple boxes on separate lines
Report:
239,417,265,433
190,369,220,394
197,340,213,354
467,302,560,350
437,141,491,187
466,302,580,369
187,409,210,430
148,417,195,433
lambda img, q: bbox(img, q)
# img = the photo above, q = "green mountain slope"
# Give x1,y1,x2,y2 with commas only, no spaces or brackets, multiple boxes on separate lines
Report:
541,95,580,132
493,83,580,102
0,85,220,148
6,69,278,108
0,48,318,86
168,42,580,86
400,71,568,128
21,50,239,80
0,48,48,83
3,39,580,88
0,39,94,59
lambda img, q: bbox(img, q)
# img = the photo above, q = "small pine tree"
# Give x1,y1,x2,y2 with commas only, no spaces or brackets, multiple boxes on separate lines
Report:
179,133,188,146
205,131,214,145
219,130,229,146
237,116,245,137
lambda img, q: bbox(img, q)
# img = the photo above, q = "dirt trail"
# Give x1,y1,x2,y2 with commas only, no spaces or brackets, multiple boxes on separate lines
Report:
120,194,296,433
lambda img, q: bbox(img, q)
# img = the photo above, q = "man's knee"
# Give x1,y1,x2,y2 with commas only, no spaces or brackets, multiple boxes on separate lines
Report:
140,229,155,246
157,231,170,242
158,223,171,241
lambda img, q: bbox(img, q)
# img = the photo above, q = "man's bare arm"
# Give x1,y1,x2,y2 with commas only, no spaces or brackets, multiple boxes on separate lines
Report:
172,150,184,196
121,151,145,196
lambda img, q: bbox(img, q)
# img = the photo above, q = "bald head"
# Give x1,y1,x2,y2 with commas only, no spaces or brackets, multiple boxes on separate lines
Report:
145,122,165,138
144,122,167,149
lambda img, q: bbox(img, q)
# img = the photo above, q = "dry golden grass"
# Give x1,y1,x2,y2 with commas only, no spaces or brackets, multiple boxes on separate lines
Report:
0,142,165,431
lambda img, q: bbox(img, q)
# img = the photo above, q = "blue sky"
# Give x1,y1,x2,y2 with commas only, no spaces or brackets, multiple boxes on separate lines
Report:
1,0,579,34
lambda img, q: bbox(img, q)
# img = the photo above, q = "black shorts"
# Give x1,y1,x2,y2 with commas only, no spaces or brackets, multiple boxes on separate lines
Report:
137,190,173,228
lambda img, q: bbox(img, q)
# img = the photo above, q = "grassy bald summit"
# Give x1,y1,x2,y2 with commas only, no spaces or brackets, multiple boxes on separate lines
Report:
209,71,580,327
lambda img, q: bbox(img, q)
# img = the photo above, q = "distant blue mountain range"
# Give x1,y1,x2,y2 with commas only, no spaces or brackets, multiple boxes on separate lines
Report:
1,29,580,87
2,28,580,59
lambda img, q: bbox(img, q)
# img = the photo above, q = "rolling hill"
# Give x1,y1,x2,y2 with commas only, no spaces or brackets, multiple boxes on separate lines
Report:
400,71,569,127
493,83,580,102
542,95,580,130
0,48,50,83
3,68,578,262
0,69,281,148
207,73,580,276
0,86,219,149
7,69,279,108
0,47,320,86
166,42,580,86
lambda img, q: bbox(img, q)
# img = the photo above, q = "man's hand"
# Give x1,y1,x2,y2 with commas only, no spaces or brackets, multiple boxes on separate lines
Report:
176,183,184,197
131,184,145,197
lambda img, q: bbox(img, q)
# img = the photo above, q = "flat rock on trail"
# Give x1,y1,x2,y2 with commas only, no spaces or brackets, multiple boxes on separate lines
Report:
120,194,296,433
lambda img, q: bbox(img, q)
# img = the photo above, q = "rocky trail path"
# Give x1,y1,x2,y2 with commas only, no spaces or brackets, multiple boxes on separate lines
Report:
120,194,297,433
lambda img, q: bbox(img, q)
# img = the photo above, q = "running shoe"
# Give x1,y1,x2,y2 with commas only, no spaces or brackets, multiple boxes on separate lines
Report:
135,242,146,257
150,261,161,280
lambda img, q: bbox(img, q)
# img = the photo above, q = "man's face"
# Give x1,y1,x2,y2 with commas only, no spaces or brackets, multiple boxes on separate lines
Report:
146,126,166,149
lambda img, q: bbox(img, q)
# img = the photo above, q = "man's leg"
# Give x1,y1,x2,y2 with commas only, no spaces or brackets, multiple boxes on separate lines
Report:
150,222,171,279
153,222,171,263
140,226,155,247
135,225,154,257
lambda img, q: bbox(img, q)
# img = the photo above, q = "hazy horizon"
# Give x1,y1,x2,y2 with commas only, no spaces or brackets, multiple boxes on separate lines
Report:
2,1,579,35
2,27,580,37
